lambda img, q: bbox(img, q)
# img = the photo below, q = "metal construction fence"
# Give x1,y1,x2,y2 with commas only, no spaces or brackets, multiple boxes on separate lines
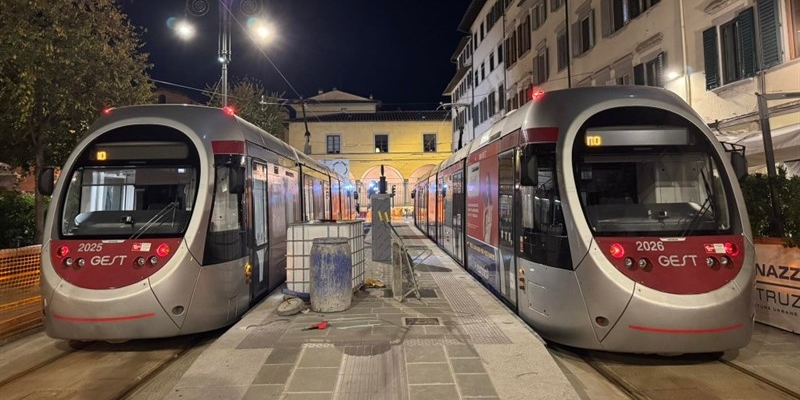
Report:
0,245,42,341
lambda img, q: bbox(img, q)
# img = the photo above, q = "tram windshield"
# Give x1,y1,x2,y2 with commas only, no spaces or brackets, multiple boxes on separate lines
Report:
574,145,732,237
61,167,197,238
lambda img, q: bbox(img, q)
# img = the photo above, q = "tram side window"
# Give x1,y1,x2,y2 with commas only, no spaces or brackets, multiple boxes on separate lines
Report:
303,175,314,221
314,179,325,220
519,145,572,268
204,163,245,264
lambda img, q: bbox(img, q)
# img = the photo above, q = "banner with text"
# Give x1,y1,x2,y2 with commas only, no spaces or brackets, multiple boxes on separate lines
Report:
754,243,799,334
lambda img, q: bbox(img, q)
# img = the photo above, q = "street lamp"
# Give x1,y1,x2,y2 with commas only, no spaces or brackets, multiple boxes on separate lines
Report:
177,0,270,107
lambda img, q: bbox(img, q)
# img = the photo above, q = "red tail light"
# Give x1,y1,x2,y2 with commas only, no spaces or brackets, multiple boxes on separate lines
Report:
531,89,545,101
56,245,69,258
724,242,740,257
156,243,171,257
223,106,235,116
609,243,625,259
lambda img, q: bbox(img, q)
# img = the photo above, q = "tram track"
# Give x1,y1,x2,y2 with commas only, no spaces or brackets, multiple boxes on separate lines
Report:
0,339,92,389
718,358,800,400
549,343,800,400
0,332,218,400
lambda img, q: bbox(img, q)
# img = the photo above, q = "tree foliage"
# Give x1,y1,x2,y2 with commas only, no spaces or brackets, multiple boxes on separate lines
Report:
206,77,286,138
0,0,154,242
739,167,800,246
0,191,48,249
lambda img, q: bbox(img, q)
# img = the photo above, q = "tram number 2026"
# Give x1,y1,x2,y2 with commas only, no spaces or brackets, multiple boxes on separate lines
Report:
636,241,665,251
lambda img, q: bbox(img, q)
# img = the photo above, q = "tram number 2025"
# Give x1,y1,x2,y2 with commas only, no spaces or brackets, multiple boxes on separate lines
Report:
636,241,665,252
78,242,104,252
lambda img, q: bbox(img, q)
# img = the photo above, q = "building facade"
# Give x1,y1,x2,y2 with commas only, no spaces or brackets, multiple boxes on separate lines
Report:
286,90,452,213
450,0,800,170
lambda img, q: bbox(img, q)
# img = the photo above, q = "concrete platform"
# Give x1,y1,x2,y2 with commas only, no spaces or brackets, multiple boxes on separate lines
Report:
163,223,579,400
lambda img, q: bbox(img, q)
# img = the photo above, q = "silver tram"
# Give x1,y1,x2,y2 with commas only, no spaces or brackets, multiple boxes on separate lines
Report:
414,86,755,353
38,105,353,340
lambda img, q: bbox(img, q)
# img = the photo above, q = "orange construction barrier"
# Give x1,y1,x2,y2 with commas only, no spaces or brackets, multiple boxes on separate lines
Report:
0,245,42,341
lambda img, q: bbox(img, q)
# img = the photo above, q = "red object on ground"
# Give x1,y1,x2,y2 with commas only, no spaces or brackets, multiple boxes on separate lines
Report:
302,321,328,331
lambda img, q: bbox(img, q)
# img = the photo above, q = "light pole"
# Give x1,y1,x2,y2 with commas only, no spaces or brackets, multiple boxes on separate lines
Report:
180,0,270,107
219,1,231,107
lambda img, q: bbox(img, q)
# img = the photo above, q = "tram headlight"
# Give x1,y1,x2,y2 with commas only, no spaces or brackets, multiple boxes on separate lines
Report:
135,257,146,267
64,258,74,267
724,242,740,257
156,243,170,257
637,258,651,270
76,258,85,268
609,243,625,259
706,256,716,267
624,257,635,269
719,256,731,267
148,256,158,266
56,245,70,258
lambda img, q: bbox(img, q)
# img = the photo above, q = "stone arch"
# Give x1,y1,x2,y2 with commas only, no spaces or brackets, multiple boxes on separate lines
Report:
408,164,437,190
357,165,407,205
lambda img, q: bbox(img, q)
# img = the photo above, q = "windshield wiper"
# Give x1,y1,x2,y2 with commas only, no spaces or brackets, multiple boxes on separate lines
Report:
680,170,715,236
129,201,179,240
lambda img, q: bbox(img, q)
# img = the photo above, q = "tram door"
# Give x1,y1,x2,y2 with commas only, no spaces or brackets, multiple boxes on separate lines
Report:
497,150,517,308
250,161,271,299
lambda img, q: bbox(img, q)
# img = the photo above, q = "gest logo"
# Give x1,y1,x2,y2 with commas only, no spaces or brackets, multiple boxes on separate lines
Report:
658,254,698,267
91,255,127,266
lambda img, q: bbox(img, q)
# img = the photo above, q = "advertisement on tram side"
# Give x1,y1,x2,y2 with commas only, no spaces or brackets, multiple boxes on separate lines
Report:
466,149,499,291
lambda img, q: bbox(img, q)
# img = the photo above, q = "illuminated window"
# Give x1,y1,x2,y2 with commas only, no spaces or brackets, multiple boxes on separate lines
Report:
374,134,388,153
786,0,800,59
326,134,340,154
423,134,437,153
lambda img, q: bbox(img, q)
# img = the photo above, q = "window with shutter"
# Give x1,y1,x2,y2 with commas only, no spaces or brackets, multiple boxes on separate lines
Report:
633,63,644,85
557,29,569,70
757,0,782,67
738,7,757,78
703,27,720,90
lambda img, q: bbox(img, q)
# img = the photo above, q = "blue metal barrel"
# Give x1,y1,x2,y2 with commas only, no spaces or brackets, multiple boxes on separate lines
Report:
310,237,352,312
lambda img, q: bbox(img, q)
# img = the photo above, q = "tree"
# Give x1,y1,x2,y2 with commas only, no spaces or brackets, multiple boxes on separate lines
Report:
0,0,154,243
206,77,286,139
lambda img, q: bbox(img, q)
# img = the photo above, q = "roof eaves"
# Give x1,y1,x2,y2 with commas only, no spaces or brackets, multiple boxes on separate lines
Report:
449,36,470,62
443,66,471,95
457,0,488,33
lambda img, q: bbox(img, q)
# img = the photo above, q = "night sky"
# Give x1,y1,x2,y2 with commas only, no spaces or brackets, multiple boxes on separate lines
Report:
120,1,469,110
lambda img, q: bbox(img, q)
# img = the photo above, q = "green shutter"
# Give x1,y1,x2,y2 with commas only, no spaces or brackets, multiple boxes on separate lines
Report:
545,48,550,81
738,7,757,78
634,63,644,85
757,0,781,69
703,27,720,90
630,0,641,18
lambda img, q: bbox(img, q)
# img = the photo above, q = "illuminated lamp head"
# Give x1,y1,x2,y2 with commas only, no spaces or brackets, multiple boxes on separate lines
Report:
56,245,70,258
531,89,545,101
609,243,625,259
156,243,171,257
223,106,236,116
724,242,740,257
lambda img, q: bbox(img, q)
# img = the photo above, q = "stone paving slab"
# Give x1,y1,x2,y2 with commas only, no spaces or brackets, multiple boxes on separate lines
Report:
163,224,580,400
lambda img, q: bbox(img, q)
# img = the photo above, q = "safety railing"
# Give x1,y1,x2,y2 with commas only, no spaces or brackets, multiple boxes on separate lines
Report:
0,245,42,341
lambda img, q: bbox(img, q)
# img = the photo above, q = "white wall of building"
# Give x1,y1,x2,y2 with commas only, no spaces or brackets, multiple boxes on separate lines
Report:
449,0,799,148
